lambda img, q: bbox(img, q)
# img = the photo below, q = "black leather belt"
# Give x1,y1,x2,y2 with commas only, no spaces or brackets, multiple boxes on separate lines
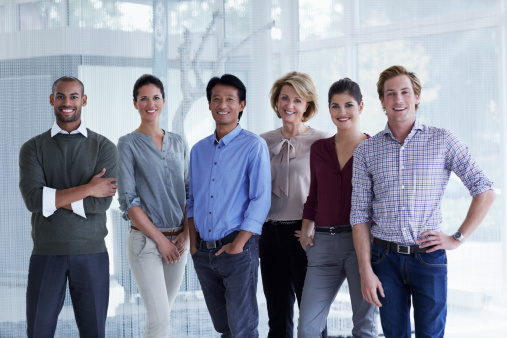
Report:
199,231,239,250
268,220,302,226
314,225,352,235
373,237,432,255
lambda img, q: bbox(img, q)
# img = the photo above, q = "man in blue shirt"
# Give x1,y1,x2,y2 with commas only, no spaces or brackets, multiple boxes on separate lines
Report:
187,74,271,337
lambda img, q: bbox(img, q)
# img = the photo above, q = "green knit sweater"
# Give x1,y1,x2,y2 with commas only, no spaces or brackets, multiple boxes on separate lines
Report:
19,129,118,255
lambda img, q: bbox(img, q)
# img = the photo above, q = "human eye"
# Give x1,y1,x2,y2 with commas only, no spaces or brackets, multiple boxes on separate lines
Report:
295,99,301,104
281,96,288,101
346,103,353,108
331,104,338,109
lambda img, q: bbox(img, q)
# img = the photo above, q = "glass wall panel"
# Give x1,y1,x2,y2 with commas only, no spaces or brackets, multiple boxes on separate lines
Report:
359,0,501,27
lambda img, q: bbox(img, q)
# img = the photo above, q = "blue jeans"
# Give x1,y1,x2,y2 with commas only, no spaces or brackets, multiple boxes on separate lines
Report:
192,234,259,338
371,242,447,338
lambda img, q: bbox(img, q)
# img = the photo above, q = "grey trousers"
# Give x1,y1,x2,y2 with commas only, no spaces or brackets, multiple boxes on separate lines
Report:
297,231,378,338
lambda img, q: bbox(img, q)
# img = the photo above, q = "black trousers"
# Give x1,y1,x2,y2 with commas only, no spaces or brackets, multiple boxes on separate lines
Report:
259,221,327,338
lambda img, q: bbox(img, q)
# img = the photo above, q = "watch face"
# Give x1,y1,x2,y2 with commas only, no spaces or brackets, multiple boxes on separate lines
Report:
454,232,463,241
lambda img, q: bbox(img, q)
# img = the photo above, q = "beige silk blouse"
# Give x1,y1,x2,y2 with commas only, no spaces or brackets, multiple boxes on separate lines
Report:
260,127,329,221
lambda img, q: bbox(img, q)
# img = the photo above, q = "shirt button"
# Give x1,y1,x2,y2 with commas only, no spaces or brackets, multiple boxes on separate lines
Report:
401,185,405,189
401,165,405,169
212,178,215,181
218,146,221,149
211,195,213,198
163,157,165,160
214,162,217,165
209,212,211,214
208,229,211,232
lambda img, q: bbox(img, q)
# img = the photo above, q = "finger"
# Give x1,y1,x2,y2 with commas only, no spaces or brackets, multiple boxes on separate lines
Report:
95,168,106,178
378,283,385,298
308,238,314,247
215,247,224,256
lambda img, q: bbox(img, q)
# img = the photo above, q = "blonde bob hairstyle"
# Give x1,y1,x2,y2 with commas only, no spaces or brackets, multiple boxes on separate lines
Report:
270,71,319,122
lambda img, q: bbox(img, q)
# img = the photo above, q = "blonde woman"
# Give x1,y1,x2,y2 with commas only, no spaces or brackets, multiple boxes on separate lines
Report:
260,72,328,338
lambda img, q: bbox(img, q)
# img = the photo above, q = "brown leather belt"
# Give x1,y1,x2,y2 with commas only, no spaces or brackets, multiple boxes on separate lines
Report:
130,225,183,237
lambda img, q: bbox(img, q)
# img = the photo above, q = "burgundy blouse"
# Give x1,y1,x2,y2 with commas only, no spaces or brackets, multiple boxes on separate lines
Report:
302,135,368,227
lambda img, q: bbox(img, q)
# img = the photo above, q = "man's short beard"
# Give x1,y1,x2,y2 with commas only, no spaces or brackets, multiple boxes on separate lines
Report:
55,111,80,123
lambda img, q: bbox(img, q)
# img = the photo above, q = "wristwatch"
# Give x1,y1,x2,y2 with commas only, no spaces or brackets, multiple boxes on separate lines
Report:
453,231,465,243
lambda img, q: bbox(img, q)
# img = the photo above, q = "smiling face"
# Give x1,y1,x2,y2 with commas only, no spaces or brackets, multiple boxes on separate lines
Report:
277,84,309,125
134,83,165,124
208,83,246,131
50,80,87,130
380,75,420,128
329,92,363,131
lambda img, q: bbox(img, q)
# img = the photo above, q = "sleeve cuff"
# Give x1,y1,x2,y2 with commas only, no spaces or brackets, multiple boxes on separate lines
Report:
71,200,87,219
42,187,57,217
240,217,263,235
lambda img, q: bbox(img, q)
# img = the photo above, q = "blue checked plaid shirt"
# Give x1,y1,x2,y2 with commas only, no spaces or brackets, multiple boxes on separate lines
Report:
350,119,493,245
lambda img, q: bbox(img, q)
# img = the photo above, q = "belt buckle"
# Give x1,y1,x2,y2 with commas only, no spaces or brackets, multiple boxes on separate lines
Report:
205,241,217,249
396,244,410,255
329,226,336,235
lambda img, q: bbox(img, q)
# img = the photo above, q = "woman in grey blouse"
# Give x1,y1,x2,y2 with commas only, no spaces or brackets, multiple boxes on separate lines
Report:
260,72,329,338
117,74,189,338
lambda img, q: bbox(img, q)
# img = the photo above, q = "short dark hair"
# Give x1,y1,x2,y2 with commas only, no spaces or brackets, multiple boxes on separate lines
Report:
206,74,246,120
133,74,165,102
52,76,84,95
328,78,363,105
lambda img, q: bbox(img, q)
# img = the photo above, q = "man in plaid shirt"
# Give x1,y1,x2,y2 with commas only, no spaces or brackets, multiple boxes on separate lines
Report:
350,65,496,338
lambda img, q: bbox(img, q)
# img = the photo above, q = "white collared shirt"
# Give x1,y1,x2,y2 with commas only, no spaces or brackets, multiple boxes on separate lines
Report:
42,121,88,219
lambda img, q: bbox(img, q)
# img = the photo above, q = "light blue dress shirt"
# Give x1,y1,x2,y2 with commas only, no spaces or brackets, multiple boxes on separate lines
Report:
187,124,271,241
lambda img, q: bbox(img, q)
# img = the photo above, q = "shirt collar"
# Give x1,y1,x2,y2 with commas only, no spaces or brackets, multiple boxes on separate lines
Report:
213,123,242,146
51,121,88,138
382,118,423,138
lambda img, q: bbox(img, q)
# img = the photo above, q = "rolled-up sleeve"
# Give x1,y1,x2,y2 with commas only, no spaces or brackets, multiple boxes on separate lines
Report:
117,137,141,220
350,143,373,226
445,131,493,197
241,139,272,234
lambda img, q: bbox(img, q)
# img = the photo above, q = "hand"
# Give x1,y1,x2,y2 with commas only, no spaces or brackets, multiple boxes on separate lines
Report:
190,243,199,256
87,168,118,198
156,237,181,264
417,230,461,252
299,229,314,250
171,231,189,256
216,242,243,256
360,269,384,307
294,230,301,238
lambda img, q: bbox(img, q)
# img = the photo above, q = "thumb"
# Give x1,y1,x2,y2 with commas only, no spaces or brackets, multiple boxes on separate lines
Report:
95,168,106,178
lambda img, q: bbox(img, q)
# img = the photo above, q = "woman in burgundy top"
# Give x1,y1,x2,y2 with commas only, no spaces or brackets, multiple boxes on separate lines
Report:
297,78,378,337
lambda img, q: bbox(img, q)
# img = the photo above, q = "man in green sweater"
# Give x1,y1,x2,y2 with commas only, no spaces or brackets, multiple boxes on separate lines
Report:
19,76,118,338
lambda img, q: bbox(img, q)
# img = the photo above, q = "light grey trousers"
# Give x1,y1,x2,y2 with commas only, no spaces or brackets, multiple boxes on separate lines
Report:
127,228,188,338
297,231,378,338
